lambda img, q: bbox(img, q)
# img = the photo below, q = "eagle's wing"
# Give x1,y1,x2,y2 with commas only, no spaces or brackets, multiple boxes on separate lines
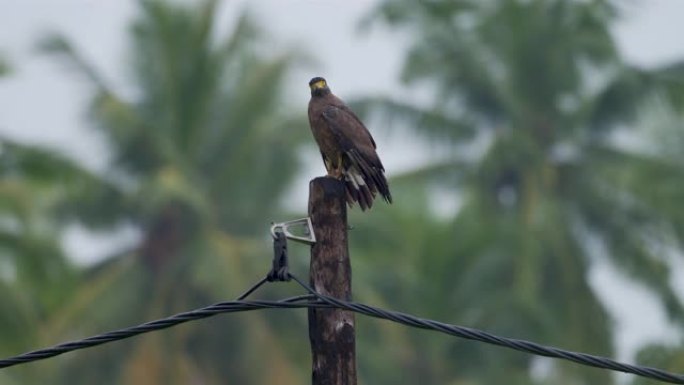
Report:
321,105,392,210
339,104,377,149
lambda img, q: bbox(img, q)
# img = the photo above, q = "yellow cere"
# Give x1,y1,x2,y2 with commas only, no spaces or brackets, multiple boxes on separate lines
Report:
311,80,327,89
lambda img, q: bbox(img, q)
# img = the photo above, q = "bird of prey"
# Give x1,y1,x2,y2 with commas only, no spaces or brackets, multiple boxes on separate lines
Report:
307,76,392,210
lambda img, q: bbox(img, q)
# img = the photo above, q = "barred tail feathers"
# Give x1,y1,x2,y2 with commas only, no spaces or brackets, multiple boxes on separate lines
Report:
346,150,392,206
344,167,373,211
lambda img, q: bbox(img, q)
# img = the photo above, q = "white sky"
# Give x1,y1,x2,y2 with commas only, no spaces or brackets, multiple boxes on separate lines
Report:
1,0,683,367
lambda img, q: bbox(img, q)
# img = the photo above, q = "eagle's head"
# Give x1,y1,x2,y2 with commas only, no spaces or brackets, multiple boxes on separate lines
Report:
309,76,330,97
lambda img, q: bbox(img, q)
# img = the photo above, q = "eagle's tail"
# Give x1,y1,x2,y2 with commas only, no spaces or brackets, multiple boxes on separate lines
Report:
344,170,374,211
343,163,392,211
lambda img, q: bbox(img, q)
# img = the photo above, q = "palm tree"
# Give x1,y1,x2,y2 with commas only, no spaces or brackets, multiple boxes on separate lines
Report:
0,142,85,384
628,100,684,385
3,1,310,383
0,57,84,384
354,0,684,383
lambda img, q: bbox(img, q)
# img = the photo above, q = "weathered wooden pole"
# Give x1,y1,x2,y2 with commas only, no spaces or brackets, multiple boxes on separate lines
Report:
308,177,357,385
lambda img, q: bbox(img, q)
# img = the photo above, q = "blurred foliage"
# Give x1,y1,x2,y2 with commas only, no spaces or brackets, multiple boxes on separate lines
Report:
0,57,9,77
2,0,308,384
633,342,684,385
1,0,684,385
0,140,79,384
350,0,684,384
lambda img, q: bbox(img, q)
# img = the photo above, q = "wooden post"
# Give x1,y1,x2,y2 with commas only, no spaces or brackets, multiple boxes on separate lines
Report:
308,177,357,385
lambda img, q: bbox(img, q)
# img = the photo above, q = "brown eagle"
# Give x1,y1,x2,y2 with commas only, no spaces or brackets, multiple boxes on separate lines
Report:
308,76,392,210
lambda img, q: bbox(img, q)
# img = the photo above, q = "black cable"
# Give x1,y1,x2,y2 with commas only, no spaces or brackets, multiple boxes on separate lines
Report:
287,274,684,384
0,276,297,369
236,277,268,300
1,275,683,385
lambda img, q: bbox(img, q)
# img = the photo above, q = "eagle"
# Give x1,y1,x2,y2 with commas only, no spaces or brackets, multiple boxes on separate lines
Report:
307,76,392,210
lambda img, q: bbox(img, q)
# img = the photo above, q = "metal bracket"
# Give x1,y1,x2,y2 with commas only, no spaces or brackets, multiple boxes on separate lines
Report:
270,217,316,245
267,217,315,282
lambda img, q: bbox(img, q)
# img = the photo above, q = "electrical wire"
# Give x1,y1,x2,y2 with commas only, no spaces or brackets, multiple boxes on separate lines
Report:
0,274,682,385
0,277,300,369
288,274,684,384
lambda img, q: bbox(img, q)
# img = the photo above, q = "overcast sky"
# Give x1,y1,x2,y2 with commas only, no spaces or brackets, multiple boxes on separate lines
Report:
1,0,683,366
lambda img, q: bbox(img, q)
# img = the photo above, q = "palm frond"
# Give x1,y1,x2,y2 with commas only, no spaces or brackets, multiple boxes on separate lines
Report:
389,157,474,186
574,168,684,323
37,34,111,90
351,97,477,143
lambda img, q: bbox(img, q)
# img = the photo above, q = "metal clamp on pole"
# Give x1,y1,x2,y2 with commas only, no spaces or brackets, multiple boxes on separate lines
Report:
270,217,316,245
268,217,316,282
